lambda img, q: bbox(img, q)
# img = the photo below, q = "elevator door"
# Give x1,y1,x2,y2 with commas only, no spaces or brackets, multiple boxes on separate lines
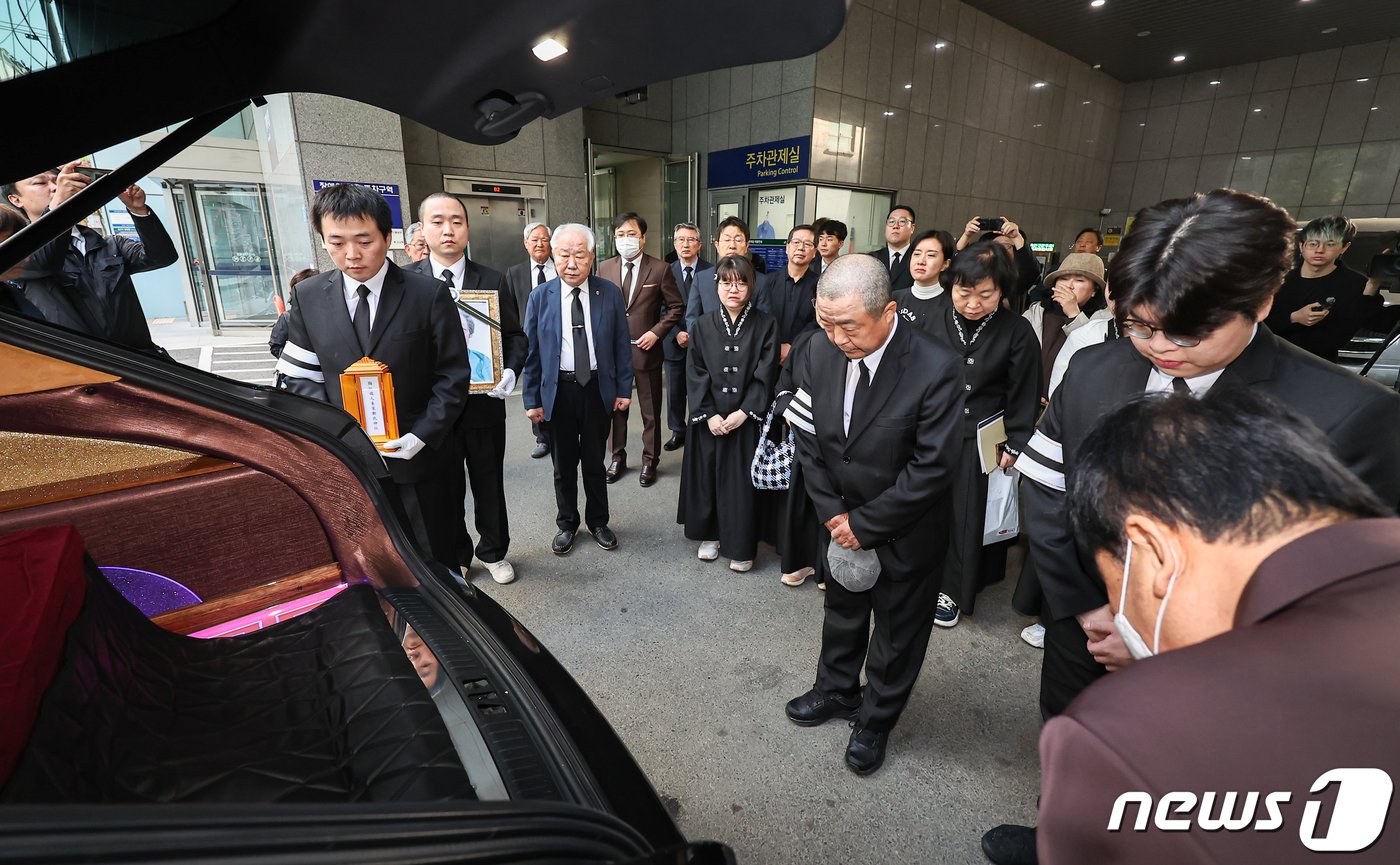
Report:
455,195,545,275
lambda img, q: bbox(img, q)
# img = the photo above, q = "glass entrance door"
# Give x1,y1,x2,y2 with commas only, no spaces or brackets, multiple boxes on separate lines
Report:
707,189,748,248
192,185,280,326
662,153,698,235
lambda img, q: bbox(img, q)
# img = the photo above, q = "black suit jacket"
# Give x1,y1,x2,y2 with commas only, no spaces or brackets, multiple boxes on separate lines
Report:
866,246,914,292
274,261,471,483
792,322,965,580
408,257,526,429
505,259,550,331
1018,327,1400,620
666,257,711,361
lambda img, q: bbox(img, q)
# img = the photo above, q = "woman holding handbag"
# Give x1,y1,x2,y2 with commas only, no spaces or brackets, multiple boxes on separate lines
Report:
677,255,780,572
923,241,1041,628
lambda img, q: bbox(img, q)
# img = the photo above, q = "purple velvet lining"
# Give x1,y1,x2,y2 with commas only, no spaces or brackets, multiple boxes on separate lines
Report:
99,566,201,617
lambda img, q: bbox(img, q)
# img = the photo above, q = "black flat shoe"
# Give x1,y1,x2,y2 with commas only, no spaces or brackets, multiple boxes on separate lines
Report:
845,723,888,776
531,442,550,459
551,529,575,555
590,525,618,550
980,825,1038,865
663,434,684,452
784,688,861,727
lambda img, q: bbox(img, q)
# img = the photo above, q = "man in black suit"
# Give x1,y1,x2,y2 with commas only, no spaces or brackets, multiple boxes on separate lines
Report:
866,204,916,292
275,183,471,568
663,222,709,451
504,221,556,459
757,224,820,365
981,188,1400,865
522,224,634,555
682,216,756,340
783,254,965,776
408,192,526,586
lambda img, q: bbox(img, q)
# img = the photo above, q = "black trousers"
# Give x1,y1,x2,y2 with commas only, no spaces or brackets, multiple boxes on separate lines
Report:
815,567,943,733
450,420,510,566
532,419,551,446
664,356,687,436
550,374,611,532
397,470,459,570
1040,616,1108,720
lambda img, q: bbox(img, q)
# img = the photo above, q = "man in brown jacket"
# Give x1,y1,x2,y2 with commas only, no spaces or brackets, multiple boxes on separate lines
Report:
598,211,682,487
1039,389,1399,864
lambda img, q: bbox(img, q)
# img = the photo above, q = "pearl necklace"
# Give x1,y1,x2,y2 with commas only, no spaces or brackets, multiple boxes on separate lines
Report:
722,302,752,338
953,308,996,347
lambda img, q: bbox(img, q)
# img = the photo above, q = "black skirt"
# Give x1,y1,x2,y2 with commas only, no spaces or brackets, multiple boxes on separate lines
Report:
944,437,1010,613
677,420,763,561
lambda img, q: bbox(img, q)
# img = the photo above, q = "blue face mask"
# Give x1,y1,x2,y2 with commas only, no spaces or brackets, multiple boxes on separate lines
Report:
1113,539,1182,660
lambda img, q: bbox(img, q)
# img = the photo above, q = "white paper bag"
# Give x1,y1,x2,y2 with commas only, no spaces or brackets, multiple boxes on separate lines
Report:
984,468,1020,545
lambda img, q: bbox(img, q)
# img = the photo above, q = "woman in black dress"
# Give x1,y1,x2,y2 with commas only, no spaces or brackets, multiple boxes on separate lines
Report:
677,254,779,572
926,241,1041,627
892,229,956,332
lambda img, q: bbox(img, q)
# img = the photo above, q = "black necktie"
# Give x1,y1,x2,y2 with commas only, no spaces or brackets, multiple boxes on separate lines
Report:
852,359,871,427
684,266,694,294
353,284,372,354
572,287,591,387
441,268,456,298
624,261,635,305
536,264,547,285
1172,376,1190,395
890,251,901,272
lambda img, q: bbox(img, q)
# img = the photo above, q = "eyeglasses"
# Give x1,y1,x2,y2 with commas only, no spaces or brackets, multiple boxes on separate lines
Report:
1121,320,1202,347
788,239,816,249
718,281,749,291
1301,239,1344,250
886,218,914,227
674,236,700,244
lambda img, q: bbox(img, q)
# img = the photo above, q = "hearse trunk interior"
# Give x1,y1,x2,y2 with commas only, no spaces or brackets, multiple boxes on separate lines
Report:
0,334,712,863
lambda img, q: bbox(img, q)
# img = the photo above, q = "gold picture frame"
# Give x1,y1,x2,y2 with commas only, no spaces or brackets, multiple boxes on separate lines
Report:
339,357,400,451
456,290,504,394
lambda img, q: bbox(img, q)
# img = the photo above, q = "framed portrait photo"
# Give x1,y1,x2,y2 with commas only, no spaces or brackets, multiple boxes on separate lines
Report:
457,290,504,393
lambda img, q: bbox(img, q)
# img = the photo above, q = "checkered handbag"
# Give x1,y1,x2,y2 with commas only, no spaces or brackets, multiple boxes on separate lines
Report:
751,393,795,490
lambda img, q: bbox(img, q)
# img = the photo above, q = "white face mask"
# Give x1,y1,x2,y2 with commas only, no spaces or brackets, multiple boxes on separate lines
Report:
614,236,641,260
1113,539,1182,660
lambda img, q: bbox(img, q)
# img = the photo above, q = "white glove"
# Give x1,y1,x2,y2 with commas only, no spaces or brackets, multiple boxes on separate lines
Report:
487,368,517,399
381,432,425,460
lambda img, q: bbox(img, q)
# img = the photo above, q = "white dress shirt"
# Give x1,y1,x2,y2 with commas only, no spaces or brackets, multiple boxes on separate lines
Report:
619,254,642,304
71,226,86,256
886,243,910,269
530,258,558,285
843,318,899,434
559,279,598,372
430,254,467,298
341,259,390,328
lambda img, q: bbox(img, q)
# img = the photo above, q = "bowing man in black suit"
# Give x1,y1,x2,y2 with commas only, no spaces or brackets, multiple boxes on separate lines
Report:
505,222,556,459
981,187,1400,865
275,184,471,567
408,193,527,586
865,204,916,292
783,254,965,776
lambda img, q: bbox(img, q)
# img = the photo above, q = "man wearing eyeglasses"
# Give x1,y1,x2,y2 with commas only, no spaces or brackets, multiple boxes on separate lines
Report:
1263,215,1400,364
982,189,1400,865
757,224,820,365
867,205,916,292
663,222,711,452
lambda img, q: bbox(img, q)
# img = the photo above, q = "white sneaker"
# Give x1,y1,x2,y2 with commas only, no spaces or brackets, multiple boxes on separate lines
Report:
1021,623,1046,649
698,540,720,561
481,559,516,585
729,559,754,572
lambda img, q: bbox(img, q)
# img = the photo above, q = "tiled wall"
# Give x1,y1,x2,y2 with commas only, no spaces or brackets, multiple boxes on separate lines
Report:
809,0,1124,251
1106,38,1400,221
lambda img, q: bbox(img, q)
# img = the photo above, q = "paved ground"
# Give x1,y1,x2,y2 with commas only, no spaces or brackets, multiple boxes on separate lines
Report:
155,323,1044,864
481,403,1043,865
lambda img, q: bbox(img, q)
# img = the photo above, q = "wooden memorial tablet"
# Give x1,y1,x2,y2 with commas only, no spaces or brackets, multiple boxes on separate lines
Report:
339,357,399,451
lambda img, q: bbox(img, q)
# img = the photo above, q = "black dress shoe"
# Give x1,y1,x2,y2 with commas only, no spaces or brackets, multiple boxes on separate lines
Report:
663,434,684,452
531,442,550,459
784,688,861,727
845,723,889,776
639,465,657,487
551,529,575,555
590,525,618,550
605,460,625,483
980,825,1038,865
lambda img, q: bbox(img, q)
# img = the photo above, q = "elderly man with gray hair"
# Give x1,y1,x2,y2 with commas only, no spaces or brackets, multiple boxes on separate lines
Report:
782,254,966,775
508,221,557,457
403,222,428,262
522,223,633,556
